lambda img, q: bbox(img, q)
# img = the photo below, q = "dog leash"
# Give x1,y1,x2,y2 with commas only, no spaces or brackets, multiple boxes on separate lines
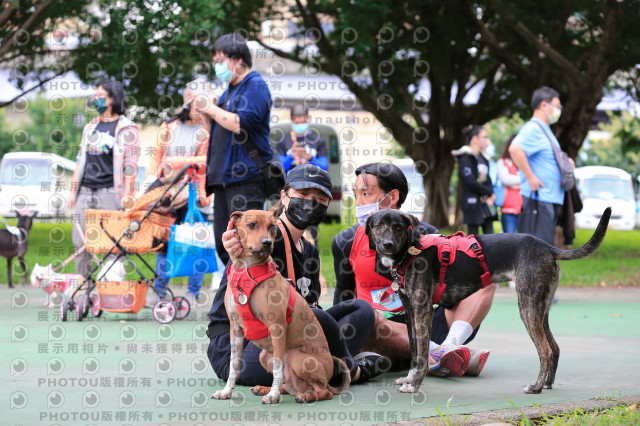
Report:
277,221,296,285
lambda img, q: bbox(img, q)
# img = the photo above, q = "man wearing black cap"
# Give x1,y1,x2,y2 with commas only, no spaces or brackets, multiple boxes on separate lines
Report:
275,104,328,173
207,164,389,387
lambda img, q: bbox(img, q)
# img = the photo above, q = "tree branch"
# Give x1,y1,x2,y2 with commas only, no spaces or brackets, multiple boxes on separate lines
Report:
0,2,15,27
494,0,582,82
0,70,67,109
0,0,53,58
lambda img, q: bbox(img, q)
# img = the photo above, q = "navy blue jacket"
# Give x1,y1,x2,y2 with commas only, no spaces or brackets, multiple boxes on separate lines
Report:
209,71,273,186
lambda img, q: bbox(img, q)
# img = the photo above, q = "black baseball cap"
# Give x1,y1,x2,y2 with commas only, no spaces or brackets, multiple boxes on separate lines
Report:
286,164,333,200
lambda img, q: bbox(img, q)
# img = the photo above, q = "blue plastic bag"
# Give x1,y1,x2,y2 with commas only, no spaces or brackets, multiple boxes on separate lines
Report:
166,182,218,277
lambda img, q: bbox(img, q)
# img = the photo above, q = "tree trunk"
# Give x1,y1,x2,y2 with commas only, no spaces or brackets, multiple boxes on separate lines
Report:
423,155,455,229
556,82,605,158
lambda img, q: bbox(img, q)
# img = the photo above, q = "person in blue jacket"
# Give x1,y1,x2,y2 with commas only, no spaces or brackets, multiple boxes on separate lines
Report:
197,33,273,265
275,104,328,173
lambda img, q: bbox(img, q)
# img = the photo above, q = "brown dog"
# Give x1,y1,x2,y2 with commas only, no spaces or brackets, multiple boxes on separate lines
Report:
211,209,349,404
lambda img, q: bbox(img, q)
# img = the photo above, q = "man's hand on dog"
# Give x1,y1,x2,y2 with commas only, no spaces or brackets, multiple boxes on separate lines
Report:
222,220,243,262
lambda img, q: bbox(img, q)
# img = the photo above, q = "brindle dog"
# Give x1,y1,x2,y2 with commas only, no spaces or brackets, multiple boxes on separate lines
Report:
365,207,611,394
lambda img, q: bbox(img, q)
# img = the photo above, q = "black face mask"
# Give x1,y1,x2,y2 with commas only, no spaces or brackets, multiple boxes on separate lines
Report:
284,196,328,230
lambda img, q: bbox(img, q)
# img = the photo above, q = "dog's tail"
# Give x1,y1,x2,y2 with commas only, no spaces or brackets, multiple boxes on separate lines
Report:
553,207,611,261
327,356,351,394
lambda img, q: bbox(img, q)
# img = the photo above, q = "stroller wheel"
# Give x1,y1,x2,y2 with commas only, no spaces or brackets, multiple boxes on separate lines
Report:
173,297,191,320
60,297,69,322
76,295,88,321
90,293,102,318
153,300,176,324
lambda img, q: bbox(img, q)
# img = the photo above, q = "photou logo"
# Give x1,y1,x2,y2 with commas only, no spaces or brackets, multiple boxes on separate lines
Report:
118,357,136,375
119,391,136,408
47,357,65,375
11,324,28,342
10,392,27,409
10,358,28,376
11,291,29,309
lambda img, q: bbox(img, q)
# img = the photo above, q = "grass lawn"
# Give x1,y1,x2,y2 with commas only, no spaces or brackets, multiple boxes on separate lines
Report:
2,219,639,289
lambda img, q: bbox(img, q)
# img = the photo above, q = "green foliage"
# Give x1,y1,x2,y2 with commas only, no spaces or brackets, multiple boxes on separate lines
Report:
1,1,226,121
24,96,94,160
485,113,527,159
577,111,640,178
533,403,640,425
0,108,13,158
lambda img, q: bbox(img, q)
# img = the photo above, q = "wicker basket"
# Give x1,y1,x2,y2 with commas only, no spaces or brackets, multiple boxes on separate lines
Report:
97,280,149,313
85,209,175,254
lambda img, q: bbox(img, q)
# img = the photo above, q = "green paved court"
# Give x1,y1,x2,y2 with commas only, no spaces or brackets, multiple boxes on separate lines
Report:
3,286,639,425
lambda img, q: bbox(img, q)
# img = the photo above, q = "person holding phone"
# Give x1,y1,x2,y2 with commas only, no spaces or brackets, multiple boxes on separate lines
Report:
275,104,328,173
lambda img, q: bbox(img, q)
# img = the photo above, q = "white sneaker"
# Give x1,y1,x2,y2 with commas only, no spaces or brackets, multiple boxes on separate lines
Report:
184,292,200,308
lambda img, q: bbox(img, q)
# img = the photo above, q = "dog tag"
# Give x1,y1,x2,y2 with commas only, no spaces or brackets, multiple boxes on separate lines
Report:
391,281,400,292
238,294,248,305
297,277,311,298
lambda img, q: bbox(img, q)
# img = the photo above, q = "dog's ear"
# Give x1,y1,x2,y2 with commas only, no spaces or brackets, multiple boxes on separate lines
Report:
404,212,421,245
268,201,280,219
230,211,244,226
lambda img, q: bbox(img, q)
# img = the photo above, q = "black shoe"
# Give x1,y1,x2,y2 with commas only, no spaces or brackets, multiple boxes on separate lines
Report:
353,352,392,384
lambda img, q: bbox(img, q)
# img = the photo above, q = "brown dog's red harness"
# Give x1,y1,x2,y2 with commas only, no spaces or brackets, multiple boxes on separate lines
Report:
381,230,492,304
228,260,296,340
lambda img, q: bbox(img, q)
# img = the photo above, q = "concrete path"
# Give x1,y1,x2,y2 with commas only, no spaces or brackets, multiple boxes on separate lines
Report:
2,286,639,425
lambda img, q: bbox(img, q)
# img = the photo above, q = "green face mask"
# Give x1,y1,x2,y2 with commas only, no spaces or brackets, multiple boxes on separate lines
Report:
93,97,107,113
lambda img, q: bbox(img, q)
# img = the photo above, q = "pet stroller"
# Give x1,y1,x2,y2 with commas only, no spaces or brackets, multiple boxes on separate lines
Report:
61,164,200,324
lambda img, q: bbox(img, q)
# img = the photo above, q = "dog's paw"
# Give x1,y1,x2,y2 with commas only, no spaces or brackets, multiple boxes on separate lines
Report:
398,383,417,393
261,391,280,404
394,376,411,385
211,389,232,400
250,386,271,396
523,385,542,394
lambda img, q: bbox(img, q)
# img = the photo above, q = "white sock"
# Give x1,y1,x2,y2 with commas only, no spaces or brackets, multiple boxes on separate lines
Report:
441,321,473,347
429,341,438,352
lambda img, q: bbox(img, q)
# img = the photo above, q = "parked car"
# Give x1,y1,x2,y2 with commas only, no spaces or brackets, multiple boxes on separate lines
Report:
270,120,342,222
574,166,635,231
0,152,76,217
392,158,427,221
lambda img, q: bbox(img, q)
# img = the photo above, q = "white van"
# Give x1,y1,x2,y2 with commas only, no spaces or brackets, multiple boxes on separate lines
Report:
574,166,635,231
0,152,76,217
392,158,428,221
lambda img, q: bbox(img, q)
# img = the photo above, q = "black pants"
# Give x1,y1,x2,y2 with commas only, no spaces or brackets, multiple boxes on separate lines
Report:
211,179,266,265
208,299,375,386
467,219,494,236
518,196,562,246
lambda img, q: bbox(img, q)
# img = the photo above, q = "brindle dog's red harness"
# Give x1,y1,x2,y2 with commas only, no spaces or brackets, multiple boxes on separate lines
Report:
380,230,492,304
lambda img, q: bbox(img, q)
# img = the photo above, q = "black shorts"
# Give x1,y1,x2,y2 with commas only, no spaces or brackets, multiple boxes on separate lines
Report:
388,306,480,345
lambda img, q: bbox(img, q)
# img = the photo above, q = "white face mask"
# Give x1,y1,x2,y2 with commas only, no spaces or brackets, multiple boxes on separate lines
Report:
356,192,390,227
548,105,561,125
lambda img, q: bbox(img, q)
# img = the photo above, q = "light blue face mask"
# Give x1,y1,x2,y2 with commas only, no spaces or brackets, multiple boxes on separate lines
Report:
214,62,233,83
291,122,309,135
